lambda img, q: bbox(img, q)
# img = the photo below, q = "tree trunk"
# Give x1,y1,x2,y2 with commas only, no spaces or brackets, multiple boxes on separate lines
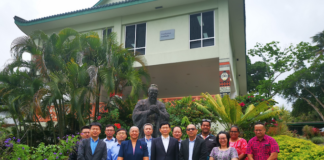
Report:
301,97,324,121
34,113,47,144
47,105,56,144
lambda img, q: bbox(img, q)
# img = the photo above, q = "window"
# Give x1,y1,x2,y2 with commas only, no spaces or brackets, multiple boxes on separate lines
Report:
125,23,146,55
103,28,112,38
190,11,214,49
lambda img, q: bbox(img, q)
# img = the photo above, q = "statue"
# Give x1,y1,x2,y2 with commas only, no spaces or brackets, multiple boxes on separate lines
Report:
132,84,170,138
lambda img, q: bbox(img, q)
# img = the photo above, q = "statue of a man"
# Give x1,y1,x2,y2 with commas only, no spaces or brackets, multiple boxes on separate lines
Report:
132,84,170,138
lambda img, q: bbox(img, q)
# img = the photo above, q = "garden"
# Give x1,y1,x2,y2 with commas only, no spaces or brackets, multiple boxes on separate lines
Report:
1,28,324,159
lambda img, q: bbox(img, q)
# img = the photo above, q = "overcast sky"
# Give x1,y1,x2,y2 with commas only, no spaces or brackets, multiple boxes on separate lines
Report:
1,0,324,111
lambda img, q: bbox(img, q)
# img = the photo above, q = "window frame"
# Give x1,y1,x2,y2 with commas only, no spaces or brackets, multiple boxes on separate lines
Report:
124,23,147,55
189,10,215,49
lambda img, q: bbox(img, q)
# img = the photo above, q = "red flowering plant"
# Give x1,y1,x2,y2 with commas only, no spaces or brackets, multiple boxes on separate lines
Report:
98,109,128,139
235,93,277,114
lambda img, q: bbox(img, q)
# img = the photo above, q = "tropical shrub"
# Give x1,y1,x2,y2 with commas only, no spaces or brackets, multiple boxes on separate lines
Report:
0,135,80,160
302,125,321,139
311,137,324,144
98,108,129,139
273,135,324,159
165,96,218,138
235,93,277,114
195,93,280,130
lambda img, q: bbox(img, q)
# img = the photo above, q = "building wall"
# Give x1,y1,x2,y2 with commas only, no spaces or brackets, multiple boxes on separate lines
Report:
46,0,232,66
44,0,239,96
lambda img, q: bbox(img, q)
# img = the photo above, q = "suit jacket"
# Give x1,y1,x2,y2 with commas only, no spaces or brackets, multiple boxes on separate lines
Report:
179,137,208,160
69,143,79,160
77,138,107,160
118,139,149,160
151,136,179,160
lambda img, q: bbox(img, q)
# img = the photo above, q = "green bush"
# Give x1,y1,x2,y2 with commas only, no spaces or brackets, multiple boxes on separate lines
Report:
165,96,218,139
0,135,80,160
274,135,324,159
311,137,324,144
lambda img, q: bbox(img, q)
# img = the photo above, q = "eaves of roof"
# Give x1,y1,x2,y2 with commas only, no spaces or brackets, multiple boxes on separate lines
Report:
93,0,107,7
14,0,155,26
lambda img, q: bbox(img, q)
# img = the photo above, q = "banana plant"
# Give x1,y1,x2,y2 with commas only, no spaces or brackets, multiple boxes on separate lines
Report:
195,93,280,130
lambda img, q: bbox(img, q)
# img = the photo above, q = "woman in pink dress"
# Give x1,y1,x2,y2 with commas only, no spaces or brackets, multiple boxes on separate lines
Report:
229,126,248,160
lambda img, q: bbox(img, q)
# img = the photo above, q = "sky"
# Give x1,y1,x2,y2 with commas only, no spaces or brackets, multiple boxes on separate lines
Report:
1,0,324,112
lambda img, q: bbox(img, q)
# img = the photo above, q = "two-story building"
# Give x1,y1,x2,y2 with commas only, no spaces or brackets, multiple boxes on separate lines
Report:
14,0,247,100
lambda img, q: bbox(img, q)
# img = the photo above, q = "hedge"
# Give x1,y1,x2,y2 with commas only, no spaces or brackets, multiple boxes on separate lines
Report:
274,135,324,159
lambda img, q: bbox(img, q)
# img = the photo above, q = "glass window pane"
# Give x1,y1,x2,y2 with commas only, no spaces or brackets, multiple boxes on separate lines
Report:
135,48,145,55
202,11,214,38
203,39,214,47
103,28,112,38
190,41,201,49
136,23,146,48
125,25,135,48
190,13,202,40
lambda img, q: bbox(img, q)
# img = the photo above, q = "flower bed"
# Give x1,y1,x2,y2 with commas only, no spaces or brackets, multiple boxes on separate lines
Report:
274,135,324,159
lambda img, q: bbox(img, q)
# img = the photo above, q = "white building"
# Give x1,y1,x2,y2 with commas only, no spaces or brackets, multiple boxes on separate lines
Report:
14,0,247,99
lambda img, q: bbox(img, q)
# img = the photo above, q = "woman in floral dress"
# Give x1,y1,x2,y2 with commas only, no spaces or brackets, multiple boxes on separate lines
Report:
229,126,248,160
210,131,238,160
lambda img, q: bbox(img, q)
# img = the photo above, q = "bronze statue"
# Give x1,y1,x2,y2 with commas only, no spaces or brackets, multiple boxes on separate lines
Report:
132,84,170,138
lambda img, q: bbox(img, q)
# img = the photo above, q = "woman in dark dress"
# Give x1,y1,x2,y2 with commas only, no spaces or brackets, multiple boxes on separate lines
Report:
118,126,149,160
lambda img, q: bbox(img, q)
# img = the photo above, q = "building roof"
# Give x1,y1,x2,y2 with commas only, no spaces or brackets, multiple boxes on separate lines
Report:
14,0,149,26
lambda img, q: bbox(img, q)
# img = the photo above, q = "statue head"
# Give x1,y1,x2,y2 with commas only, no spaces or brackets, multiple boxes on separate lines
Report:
148,84,158,104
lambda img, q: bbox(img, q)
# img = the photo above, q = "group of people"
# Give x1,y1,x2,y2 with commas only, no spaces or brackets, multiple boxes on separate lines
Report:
72,119,279,160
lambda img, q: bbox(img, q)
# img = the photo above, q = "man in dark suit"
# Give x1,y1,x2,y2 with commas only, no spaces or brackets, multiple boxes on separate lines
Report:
69,126,90,160
78,122,107,160
151,122,179,160
139,123,155,160
179,124,208,160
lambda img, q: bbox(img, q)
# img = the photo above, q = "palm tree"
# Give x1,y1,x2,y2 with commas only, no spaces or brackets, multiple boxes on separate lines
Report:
0,61,45,140
195,93,280,130
81,32,150,119
11,28,81,138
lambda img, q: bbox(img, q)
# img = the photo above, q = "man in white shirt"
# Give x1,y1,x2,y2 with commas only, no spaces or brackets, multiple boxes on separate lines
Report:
151,122,179,160
139,123,155,160
103,124,116,155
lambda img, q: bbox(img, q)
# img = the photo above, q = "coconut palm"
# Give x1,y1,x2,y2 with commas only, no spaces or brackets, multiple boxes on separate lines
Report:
195,93,280,130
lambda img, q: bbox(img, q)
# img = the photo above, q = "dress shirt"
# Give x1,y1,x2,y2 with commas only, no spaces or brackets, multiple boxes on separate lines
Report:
246,135,279,160
104,137,116,152
178,139,182,150
90,137,99,155
189,138,196,160
161,136,170,153
145,137,153,160
107,142,120,160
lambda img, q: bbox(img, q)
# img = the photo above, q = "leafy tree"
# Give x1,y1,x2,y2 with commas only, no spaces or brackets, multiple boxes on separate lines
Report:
277,56,324,121
311,30,324,55
246,56,268,93
248,41,316,97
195,93,280,130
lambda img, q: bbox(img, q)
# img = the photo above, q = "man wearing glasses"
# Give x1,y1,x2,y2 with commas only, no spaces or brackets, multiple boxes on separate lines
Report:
104,124,117,155
107,128,127,160
179,124,208,160
69,126,91,160
197,119,218,159
78,122,107,160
